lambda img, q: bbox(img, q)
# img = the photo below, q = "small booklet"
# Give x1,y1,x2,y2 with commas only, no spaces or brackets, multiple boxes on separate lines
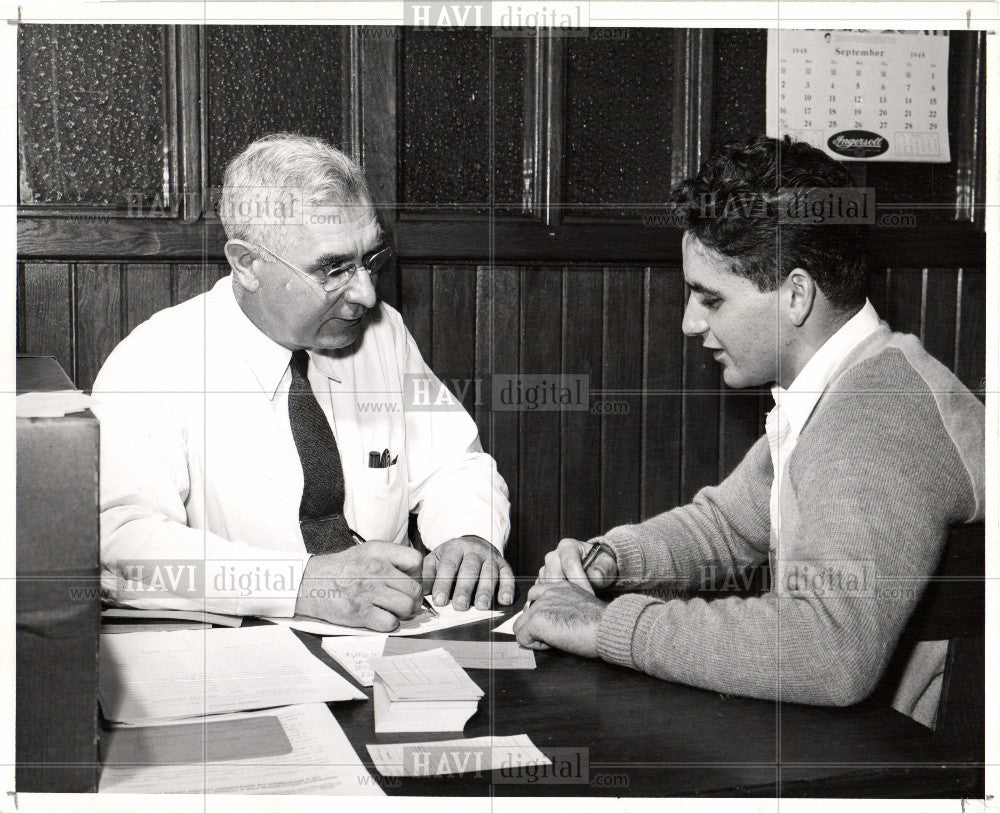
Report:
372,648,484,734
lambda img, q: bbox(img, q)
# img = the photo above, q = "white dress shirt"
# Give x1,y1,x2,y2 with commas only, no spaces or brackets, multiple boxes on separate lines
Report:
92,276,510,617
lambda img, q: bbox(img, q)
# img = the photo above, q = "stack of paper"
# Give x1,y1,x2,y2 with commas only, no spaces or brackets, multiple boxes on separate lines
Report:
373,648,484,733
99,625,364,724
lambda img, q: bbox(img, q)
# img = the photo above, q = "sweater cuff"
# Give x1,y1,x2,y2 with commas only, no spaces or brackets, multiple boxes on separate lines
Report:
597,593,663,668
598,532,646,587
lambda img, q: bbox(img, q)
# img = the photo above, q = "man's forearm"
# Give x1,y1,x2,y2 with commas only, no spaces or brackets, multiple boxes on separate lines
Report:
102,509,309,617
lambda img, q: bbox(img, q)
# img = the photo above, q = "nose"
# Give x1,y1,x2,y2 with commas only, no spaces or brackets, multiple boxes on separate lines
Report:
342,267,377,310
681,294,708,337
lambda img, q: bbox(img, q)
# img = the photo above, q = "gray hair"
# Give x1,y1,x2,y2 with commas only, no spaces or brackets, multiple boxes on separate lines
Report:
219,133,373,251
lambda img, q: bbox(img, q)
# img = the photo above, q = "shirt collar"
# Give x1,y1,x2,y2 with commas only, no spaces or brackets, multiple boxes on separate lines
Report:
213,277,293,400
770,299,881,437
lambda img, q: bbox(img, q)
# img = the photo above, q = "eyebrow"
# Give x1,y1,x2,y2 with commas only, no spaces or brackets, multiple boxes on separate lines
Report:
309,252,357,271
685,280,723,298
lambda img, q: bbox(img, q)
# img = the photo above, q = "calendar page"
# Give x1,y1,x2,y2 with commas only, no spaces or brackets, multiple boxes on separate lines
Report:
766,30,950,163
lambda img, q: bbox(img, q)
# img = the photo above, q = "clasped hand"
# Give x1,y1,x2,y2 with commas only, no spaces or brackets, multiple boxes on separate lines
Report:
512,538,619,658
295,535,513,631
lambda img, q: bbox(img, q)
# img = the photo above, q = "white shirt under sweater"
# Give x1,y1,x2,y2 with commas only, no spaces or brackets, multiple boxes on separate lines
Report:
92,276,510,618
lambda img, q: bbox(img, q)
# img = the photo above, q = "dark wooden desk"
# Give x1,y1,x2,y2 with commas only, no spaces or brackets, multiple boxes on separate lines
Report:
296,611,982,798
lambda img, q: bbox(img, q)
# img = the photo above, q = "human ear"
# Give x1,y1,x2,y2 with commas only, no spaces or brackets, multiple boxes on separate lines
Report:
784,268,815,327
225,240,261,293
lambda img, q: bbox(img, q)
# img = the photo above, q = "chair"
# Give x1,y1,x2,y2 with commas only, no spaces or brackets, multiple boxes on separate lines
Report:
879,521,985,752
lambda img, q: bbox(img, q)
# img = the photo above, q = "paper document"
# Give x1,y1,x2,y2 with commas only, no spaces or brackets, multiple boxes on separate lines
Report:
102,608,244,627
16,390,92,418
367,734,550,777
266,602,502,637
492,610,523,635
99,703,384,795
99,624,364,724
383,637,535,670
321,635,388,686
102,622,210,634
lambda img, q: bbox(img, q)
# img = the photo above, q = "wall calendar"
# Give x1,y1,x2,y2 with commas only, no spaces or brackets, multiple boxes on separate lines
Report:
766,30,950,163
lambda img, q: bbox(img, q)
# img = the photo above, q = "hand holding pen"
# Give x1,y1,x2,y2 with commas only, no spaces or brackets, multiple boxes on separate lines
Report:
534,537,618,594
349,528,439,617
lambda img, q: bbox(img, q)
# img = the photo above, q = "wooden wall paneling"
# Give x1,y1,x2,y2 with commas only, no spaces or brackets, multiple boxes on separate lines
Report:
517,266,562,578
641,265,685,517
955,268,986,397
173,262,207,305
560,266,604,541
125,263,173,334
359,26,398,237
74,263,123,391
16,262,26,353
17,218,986,266
921,268,958,372
883,267,924,337
431,265,477,413
399,264,433,364
680,331,722,503
377,261,399,311
865,267,889,318
719,388,766,479
600,267,644,530
22,263,73,382
475,265,521,572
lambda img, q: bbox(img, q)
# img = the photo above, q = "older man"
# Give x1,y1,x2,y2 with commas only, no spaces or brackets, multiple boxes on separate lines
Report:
93,133,512,630
517,136,984,727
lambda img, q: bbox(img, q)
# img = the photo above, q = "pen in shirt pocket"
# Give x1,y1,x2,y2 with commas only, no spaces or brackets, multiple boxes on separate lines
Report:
349,528,439,618
367,448,398,483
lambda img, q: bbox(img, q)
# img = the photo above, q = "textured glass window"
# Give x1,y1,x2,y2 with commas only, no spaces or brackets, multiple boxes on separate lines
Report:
401,28,525,211
18,24,168,208
711,29,767,151
493,37,529,210
563,29,675,216
205,26,346,189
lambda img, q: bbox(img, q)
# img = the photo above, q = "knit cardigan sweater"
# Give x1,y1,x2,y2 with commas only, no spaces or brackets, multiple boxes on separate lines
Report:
596,325,985,707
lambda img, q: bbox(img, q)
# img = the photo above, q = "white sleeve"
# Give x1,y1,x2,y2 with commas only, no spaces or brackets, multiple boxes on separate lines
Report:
91,345,308,618
396,324,510,552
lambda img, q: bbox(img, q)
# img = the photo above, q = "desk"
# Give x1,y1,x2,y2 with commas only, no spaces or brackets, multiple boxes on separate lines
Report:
296,612,982,798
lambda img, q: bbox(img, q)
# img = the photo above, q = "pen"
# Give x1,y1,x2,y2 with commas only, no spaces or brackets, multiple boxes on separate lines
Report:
581,541,613,572
352,528,439,618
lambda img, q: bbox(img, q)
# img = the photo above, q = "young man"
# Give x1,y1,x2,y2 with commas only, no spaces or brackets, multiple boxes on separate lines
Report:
515,136,984,726
92,134,513,629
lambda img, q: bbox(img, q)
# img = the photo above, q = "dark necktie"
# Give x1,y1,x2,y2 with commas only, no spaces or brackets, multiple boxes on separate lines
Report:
288,349,355,554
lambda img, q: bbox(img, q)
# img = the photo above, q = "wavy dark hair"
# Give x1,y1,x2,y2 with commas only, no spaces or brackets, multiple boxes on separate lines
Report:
671,136,868,310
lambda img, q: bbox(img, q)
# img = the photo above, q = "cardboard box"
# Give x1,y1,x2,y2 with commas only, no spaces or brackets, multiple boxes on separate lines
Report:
16,356,100,792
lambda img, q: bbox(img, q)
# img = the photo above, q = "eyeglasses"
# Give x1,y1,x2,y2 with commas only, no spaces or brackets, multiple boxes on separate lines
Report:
249,242,394,295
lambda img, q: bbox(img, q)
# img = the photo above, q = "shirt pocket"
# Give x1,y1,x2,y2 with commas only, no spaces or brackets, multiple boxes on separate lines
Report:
346,455,409,544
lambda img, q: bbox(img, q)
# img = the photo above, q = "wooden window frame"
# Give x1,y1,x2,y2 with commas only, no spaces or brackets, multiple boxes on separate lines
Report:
16,25,987,267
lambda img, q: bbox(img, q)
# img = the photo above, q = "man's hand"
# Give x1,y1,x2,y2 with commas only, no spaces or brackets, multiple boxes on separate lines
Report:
536,538,618,594
423,535,515,610
295,541,423,632
513,581,607,658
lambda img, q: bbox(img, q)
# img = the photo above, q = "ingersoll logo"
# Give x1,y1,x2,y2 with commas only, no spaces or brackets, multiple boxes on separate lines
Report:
827,130,889,158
